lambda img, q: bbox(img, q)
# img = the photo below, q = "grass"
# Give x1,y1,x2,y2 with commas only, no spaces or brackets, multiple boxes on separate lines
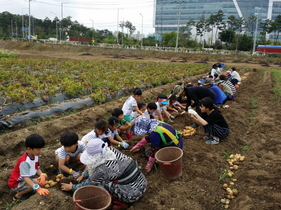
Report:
219,171,229,182
0,199,20,210
271,70,281,100
223,151,230,159
240,145,251,152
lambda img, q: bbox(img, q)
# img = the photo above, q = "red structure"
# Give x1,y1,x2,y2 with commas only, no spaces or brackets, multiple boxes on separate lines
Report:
257,45,281,53
69,36,92,42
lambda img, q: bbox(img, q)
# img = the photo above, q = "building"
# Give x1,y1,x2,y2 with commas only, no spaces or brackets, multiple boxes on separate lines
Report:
153,0,281,41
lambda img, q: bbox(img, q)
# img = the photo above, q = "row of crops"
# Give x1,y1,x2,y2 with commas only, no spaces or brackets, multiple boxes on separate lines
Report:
0,58,209,106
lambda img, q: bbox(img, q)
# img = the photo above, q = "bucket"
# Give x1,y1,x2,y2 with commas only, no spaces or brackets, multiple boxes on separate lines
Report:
73,186,111,210
155,147,183,180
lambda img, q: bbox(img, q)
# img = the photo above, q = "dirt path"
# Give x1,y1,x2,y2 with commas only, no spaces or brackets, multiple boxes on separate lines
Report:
0,45,280,210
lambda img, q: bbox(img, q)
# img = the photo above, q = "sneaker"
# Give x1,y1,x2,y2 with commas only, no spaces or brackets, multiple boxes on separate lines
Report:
190,123,199,128
203,135,211,140
169,115,175,119
205,138,219,145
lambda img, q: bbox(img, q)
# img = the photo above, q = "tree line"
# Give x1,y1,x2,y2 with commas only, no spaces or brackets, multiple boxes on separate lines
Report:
1,10,281,50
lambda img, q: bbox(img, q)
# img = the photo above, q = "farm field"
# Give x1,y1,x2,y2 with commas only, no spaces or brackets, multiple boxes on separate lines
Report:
0,41,281,210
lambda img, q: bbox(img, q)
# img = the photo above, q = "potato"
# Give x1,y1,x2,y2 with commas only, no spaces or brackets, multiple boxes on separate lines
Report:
229,182,235,186
221,199,226,204
233,165,239,170
44,184,50,188
232,189,238,195
232,179,237,182
222,183,228,189
56,174,64,179
49,181,57,187
224,204,229,209
56,178,61,182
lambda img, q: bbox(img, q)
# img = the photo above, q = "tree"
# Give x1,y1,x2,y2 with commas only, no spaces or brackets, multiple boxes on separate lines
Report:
270,15,281,44
125,21,136,36
162,31,177,47
208,10,225,44
246,15,257,38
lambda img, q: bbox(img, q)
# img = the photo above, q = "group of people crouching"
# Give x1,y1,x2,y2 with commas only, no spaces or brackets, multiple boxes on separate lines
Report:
8,64,238,209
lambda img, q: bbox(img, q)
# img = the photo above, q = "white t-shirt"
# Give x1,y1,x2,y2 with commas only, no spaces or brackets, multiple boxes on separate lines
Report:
55,141,86,159
153,102,167,115
231,71,241,82
108,128,118,138
210,68,217,76
122,96,137,115
81,130,111,144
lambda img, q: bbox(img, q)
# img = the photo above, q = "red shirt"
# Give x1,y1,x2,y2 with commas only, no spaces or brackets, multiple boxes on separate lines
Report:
8,152,39,188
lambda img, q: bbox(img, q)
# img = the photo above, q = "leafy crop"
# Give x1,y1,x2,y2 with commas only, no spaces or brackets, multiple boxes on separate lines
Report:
0,58,209,105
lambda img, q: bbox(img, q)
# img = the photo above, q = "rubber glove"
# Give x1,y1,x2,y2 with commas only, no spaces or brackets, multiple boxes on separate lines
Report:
37,174,47,187
188,106,192,110
120,141,129,149
188,109,197,115
36,188,50,196
72,171,80,179
145,157,156,172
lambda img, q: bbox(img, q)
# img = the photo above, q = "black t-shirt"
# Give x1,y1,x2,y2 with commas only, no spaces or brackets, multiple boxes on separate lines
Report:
184,86,216,108
202,110,229,128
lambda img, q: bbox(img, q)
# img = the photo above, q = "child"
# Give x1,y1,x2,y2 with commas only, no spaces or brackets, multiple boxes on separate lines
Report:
55,131,86,179
122,87,144,122
144,102,157,119
112,108,133,140
154,94,174,122
106,116,129,148
131,102,146,121
8,134,50,201
167,94,185,112
81,119,109,144
188,97,229,144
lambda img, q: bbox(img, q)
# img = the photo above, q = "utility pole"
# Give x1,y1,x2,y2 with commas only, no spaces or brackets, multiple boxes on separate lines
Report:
175,1,186,48
51,12,58,40
117,8,123,44
161,4,163,35
252,7,261,55
28,0,31,41
140,13,143,48
61,3,63,41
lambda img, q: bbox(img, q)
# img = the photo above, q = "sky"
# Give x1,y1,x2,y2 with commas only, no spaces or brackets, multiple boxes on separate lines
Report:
0,0,155,35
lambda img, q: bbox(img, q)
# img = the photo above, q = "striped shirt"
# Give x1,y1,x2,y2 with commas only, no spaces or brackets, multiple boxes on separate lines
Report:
55,141,86,159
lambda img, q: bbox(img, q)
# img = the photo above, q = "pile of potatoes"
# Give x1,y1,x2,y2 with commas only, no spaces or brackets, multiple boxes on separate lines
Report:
44,174,66,188
220,154,246,209
180,126,196,137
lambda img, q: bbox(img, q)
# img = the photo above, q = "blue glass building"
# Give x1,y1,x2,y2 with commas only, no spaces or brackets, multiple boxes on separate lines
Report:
153,0,281,40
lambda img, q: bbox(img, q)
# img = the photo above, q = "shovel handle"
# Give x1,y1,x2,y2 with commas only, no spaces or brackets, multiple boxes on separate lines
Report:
163,162,171,165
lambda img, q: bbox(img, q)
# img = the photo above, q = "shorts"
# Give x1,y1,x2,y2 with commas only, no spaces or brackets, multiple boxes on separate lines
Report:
124,115,132,122
11,178,36,192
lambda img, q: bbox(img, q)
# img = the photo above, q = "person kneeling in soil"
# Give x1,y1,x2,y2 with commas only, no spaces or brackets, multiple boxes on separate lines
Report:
61,139,147,209
130,115,183,172
8,134,50,201
188,97,229,145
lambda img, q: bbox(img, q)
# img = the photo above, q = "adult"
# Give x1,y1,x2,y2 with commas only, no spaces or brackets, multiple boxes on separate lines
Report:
61,139,147,209
130,115,183,172
173,83,216,128
188,97,229,144
202,79,227,107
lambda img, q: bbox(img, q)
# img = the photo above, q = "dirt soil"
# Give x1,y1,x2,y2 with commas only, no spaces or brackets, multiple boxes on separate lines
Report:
0,44,281,210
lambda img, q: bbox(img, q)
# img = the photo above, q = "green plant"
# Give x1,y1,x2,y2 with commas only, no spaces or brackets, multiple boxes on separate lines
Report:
223,152,230,159
219,171,229,181
1,199,21,210
240,145,251,152
250,96,258,106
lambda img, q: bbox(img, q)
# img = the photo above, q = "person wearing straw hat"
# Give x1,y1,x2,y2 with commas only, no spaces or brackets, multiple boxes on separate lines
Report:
130,115,183,172
61,139,147,208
